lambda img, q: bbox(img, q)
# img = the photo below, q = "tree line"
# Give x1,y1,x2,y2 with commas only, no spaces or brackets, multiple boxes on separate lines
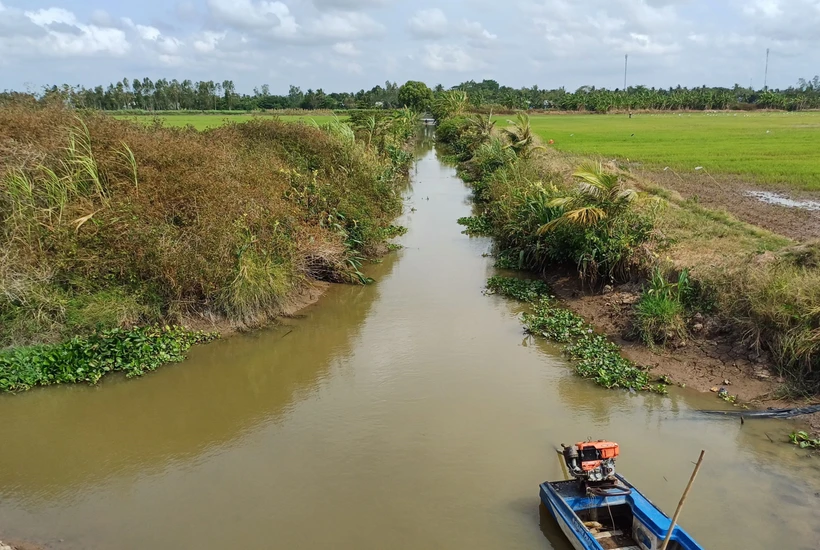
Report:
3,76,820,112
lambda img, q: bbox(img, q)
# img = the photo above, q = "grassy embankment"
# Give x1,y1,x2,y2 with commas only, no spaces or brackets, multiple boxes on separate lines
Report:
0,103,415,392
436,96,820,396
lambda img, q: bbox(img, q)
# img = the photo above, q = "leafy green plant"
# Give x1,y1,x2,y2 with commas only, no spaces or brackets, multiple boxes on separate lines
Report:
0,326,217,393
501,112,540,158
534,163,656,282
486,276,551,302
633,267,691,346
486,276,664,393
431,90,469,122
788,431,820,449
457,215,492,236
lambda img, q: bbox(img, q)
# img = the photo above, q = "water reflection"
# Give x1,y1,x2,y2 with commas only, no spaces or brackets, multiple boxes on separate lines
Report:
0,255,399,504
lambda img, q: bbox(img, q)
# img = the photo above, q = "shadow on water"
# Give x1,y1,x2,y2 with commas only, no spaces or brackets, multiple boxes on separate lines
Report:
0,253,401,503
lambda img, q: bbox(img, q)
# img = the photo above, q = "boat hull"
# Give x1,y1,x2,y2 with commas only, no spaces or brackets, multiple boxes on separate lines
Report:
539,474,704,550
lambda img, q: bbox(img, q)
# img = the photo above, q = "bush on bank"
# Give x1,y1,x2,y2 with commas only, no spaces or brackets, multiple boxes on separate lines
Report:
0,102,413,389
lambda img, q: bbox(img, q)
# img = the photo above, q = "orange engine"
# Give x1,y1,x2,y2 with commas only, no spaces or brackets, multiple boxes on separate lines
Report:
562,440,620,483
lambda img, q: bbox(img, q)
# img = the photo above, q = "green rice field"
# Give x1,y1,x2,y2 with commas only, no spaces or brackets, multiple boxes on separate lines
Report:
115,113,342,131
497,112,820,190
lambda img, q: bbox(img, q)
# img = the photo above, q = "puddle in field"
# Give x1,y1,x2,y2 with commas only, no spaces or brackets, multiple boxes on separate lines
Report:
745,190,820,211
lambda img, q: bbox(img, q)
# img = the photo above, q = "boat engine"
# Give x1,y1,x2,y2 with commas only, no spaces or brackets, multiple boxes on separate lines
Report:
561,440,619,483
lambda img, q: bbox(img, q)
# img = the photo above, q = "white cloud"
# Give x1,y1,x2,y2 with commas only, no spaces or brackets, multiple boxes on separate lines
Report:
9,6,131,57
312,0,386,8
136,24,161,42
743,0,783,17
333,41,361,56
459,20,497,47
24,7,77,26
310,12,384,40
422,44,483,71
207,0,300,38
408,8,448,38
193,31,226,53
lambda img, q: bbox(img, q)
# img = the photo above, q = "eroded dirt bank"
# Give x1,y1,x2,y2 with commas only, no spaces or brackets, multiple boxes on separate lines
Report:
543,269,820,434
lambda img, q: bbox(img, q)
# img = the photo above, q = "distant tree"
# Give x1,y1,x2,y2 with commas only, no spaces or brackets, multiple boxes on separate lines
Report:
398,80,433,112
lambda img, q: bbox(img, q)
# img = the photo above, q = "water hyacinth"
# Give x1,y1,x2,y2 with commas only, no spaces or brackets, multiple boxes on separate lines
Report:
486,275,665,394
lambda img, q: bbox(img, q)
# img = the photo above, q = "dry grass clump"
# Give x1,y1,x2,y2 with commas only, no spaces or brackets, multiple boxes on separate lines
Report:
0,102,404,345
707,242,820,393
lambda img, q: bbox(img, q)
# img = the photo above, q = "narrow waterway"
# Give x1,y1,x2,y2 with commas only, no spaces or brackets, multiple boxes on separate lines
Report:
1,138,819,550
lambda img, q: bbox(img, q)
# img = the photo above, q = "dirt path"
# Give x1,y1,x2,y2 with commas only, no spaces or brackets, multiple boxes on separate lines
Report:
544,270,820,435
638,169,820,241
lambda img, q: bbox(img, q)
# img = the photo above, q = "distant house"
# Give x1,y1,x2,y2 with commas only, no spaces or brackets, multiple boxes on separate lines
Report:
374,101,384,108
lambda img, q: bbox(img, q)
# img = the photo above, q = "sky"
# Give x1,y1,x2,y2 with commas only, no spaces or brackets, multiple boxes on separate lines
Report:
0,0,818,94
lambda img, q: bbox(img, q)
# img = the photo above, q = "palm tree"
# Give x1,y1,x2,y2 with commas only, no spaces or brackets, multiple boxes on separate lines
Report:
465,110,495,148
501,112,539,157
432,90,469,121
537,162,637,234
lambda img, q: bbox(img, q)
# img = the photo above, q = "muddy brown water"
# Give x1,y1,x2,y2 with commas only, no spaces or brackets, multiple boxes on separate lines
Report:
1,138,819,550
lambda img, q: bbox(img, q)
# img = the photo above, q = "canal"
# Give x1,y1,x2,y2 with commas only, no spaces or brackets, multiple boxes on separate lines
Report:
0,137,818,549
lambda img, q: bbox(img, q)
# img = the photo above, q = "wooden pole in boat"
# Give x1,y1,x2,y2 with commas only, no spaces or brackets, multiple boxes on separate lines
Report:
660,450,705,550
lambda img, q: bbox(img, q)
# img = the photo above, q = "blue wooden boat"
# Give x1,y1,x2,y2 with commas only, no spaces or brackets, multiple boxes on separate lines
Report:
540,441,705,550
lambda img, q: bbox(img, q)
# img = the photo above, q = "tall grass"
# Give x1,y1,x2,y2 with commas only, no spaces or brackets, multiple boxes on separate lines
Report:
708,247,820,393
0,101,410,349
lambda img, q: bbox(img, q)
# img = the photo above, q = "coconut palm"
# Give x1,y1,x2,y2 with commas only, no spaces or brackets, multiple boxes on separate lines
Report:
501,112,539,157
537,162,637,234
431,90,469,121
464,110,495,148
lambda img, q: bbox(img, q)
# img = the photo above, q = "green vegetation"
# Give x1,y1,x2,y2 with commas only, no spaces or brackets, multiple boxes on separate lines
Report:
0,326,216,392
502,112,820,190
789,430,820,449
457,215,492,236
486,277,664,393
20,75,820,114
0,101,414,390
708,245,820,393
437,94,820,396
633,268,692,347
397,81,434,112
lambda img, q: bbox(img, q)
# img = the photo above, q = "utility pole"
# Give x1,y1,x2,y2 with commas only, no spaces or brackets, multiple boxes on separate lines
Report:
624,54,631,118
764,48,770,91
624,54,628,91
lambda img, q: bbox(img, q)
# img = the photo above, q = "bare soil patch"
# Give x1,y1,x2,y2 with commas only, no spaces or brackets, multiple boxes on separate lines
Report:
637,169,820,241
543,269,820,434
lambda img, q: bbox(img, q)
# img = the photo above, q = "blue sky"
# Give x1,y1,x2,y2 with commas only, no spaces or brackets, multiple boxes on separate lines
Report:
0,0,818,94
